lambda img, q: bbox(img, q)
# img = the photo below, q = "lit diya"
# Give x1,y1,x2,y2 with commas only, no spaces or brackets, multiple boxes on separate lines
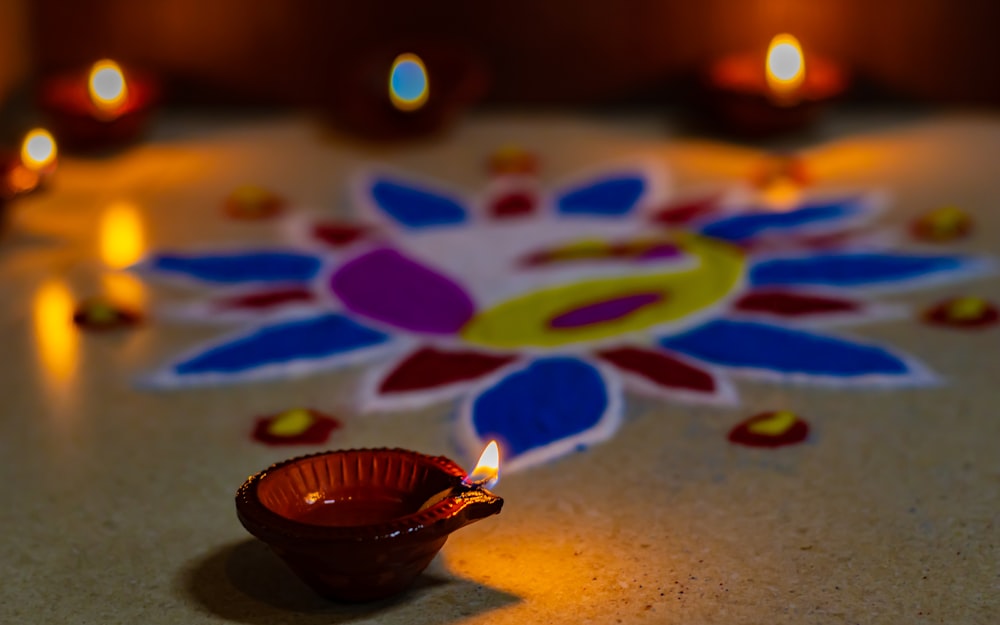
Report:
703,34,848,137
72,297,142,331
728,410,810,448
911,206,973,242
236,442,503,601
325,43,488,141
922,296,998,329
1,128,58,202
37,59,160,151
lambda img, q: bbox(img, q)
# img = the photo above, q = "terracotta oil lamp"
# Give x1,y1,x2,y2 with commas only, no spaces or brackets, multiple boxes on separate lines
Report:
1,129,58,234
235,444,503,602
37,59,160,151
703,34,848,137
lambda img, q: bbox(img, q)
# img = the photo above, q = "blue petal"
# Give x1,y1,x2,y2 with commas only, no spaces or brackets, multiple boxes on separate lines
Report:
556,174,645,216
145,251,321,284
467,357,621,470
699,197,866,242
153,314,390,383
659,319,919,380
750,253,972,289
371,178,467,228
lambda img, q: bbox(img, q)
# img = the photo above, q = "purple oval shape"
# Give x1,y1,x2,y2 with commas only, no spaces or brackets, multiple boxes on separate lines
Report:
548,292,663,329
330,248,475,334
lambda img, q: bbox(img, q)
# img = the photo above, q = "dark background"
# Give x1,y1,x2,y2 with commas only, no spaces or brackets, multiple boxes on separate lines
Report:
2,0,999,110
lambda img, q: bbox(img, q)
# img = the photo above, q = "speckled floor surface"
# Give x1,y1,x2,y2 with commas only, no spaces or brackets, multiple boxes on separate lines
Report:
2,110,998,624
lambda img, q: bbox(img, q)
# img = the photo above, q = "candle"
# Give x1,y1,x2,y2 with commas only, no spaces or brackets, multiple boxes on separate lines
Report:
37,59,159,151
702,33,848,136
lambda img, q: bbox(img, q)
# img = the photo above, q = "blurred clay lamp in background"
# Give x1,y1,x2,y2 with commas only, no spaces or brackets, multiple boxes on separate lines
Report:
1,129,58,229
236,442,503,601
702,33,847,137
37,59,160,151
327,43,488,141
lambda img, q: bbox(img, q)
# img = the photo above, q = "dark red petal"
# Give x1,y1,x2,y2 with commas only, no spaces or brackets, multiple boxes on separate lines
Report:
650,196,719,226
312,222,368,247
597,346,715,393
733,289,859,317
743,229,867,253
217,287,316,310
490,192,537,218
379,347,516,394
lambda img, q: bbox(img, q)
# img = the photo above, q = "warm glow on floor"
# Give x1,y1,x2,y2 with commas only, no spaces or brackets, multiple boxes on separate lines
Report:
33,279,78,385
102,272,146,309
100,201,146,269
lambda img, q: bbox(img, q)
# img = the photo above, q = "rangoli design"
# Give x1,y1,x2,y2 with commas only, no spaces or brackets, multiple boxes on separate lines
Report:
137,159,992,472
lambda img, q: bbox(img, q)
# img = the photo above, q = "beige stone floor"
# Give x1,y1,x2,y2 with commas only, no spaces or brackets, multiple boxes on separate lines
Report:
2,109,999,624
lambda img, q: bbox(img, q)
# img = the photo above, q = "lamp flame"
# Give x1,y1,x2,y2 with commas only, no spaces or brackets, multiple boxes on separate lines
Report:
88,59,128,114
20,128,57,172
389,53,429,112
766,34,805,97
464,440,500,489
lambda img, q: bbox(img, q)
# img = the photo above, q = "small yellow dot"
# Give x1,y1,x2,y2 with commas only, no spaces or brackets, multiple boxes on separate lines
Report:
947,297,987,321
266,408,316,437
747,411,798,436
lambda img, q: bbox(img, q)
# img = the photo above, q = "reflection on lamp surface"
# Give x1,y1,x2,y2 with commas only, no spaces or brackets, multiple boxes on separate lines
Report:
33,279,78,386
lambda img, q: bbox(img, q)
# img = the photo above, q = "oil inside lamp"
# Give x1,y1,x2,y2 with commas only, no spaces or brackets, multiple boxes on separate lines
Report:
389,52,430,112
766,34,805,102
88,59,128,118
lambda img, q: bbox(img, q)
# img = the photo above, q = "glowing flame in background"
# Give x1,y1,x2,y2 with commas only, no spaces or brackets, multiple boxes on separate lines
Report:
766,34,805,98
389,53,429,112
20,129,57,172
88,59,128,115
464,440,501,489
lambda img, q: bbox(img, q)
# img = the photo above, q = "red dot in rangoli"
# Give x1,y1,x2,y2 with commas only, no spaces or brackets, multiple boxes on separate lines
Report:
224,185,285,220
922,296,998,329
489,191,537,218
251,408,342,446
910,206,972,243
72,298,142,331
312,222,368,247
728,411,810,448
